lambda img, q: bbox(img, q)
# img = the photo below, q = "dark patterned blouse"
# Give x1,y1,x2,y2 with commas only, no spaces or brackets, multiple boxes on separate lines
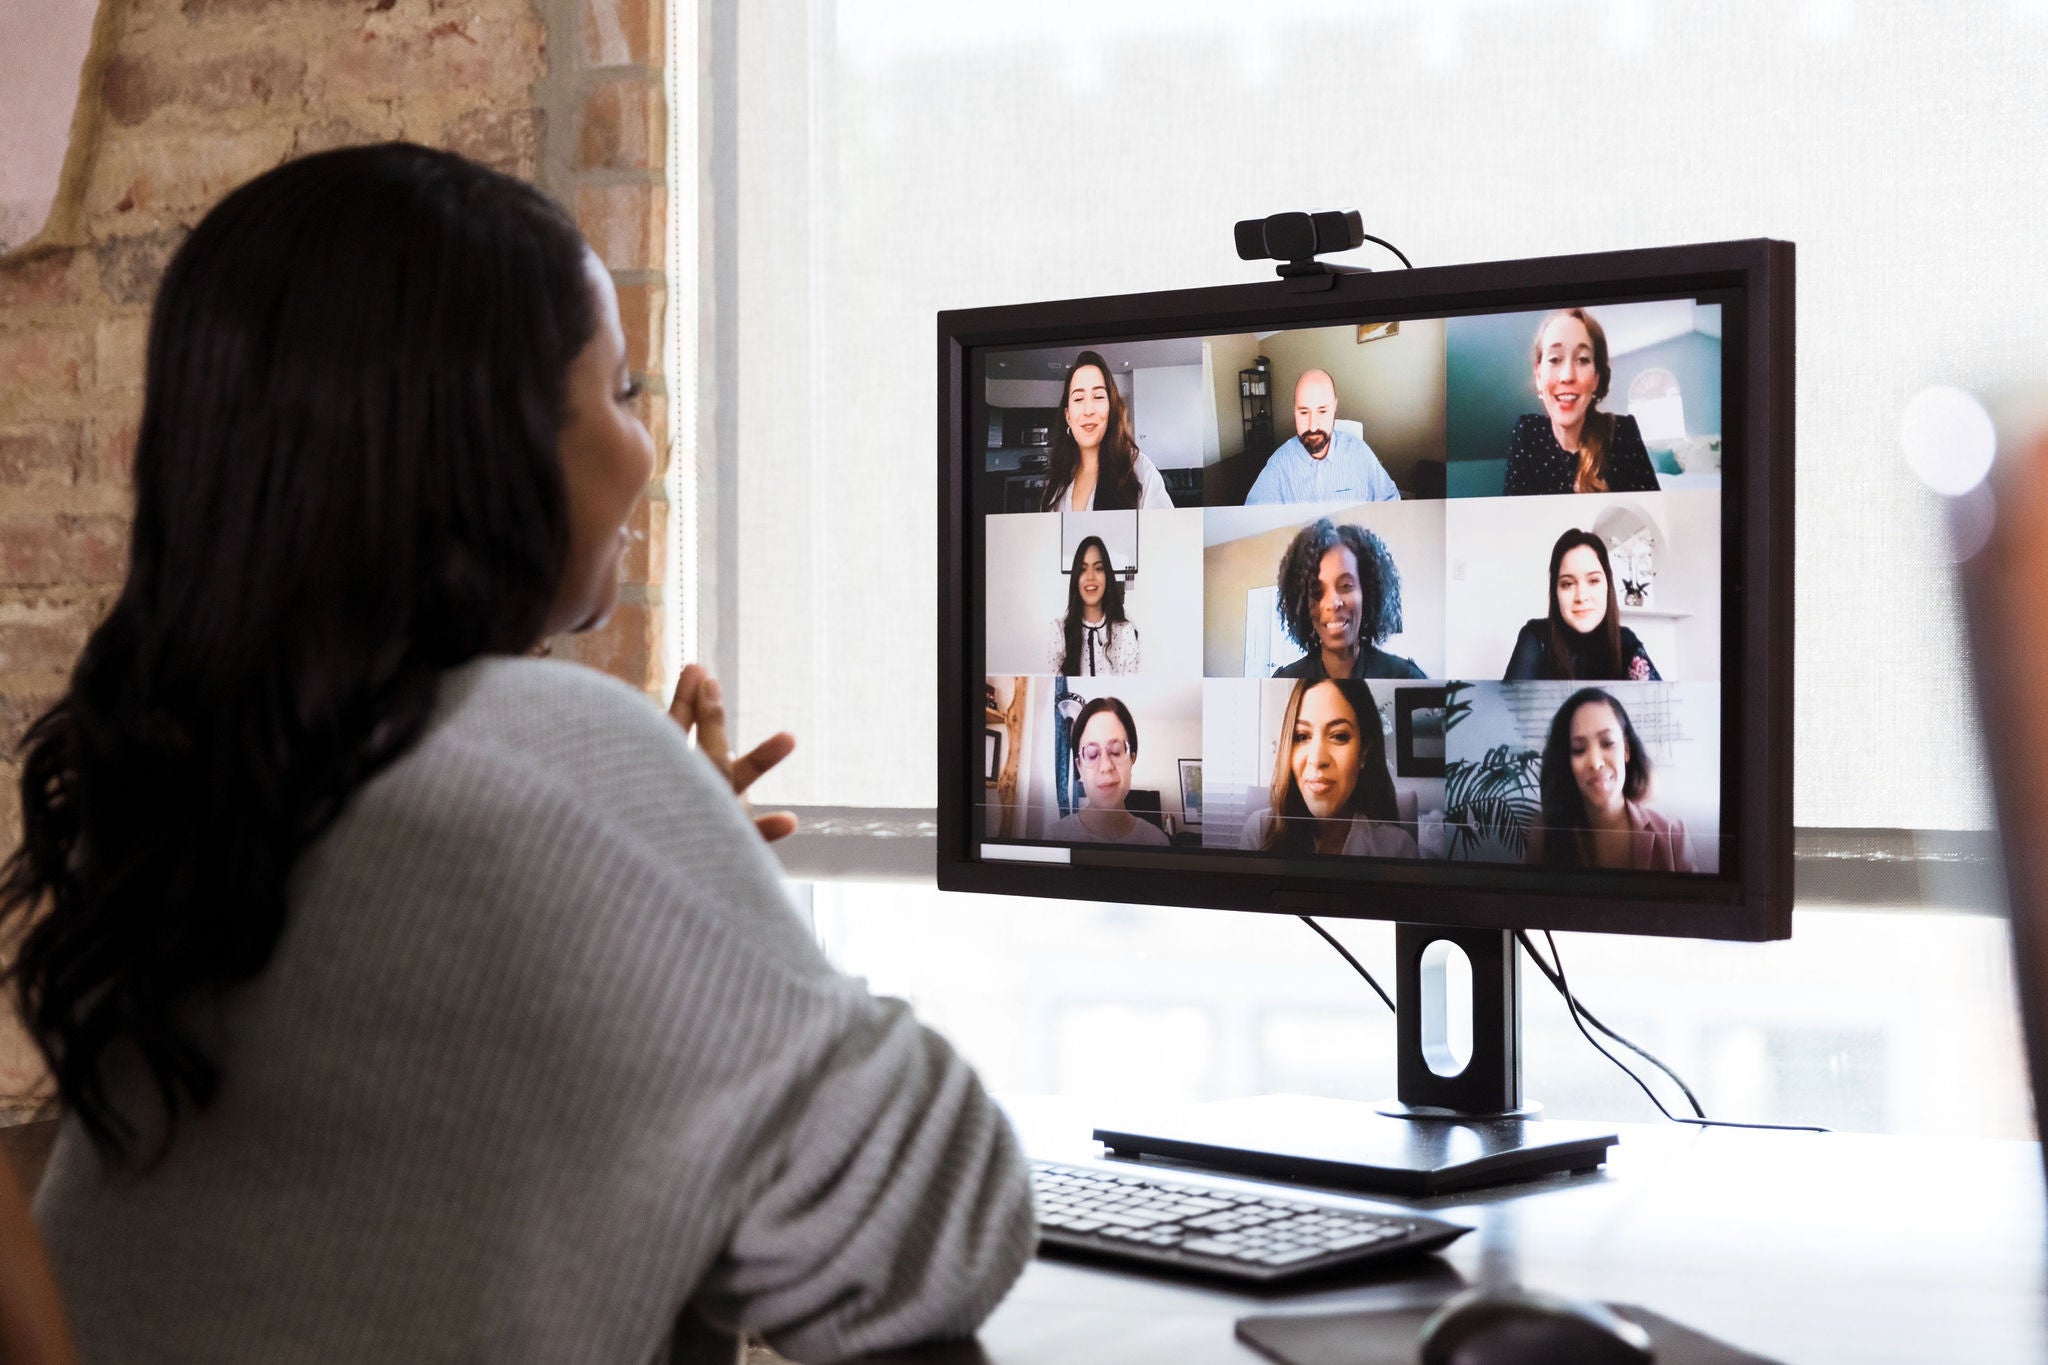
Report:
1503,413,1661,496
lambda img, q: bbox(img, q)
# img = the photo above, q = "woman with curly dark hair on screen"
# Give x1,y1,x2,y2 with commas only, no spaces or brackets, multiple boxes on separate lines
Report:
1271,518,1425,680
1240,678,1418,858
1038,349,1173,511
1529,687,1697,871
0,143,1029,1365
1502,528,1661,681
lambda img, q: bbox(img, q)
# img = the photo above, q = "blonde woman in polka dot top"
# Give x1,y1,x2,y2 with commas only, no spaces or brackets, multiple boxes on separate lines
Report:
1504,309,1661,496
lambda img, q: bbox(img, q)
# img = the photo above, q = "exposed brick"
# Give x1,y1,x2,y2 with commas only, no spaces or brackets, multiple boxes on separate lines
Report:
619,492,669,587
0,603,96,675
94,315,151,392
0,329,89,399
576,76,665,173
0,517,128,587
325,14,543,103
583,0,664,67
180,0,361,19
0,249,92,312
0,763,18,865
102,51,308,127
613,278,665,375
0,691,64,755
575,181,665,273
291,116,390,157
92,228,186,306
442,107,543,179
0,425,82,487
86,405,143,486
573,600,658,692
86,129,297,231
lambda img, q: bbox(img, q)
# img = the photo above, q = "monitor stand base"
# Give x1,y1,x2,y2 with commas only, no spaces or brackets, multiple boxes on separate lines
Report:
1092,1094,1615,1198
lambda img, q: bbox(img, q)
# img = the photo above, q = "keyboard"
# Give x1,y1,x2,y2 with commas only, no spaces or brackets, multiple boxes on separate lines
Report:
1030,1159,1469,1285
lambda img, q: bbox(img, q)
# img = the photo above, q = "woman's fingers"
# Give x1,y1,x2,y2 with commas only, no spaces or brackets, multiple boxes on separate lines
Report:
753,810,798,843
667,662,708,732
730,731,796,795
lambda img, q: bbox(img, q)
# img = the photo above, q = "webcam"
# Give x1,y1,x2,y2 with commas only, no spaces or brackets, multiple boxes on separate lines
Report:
1234,210,1374,293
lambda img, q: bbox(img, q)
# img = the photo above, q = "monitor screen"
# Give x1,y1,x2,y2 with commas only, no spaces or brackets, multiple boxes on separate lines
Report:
939,241,1793,941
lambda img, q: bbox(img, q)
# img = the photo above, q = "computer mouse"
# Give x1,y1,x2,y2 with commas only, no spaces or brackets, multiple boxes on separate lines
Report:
1417,1286,1655,1365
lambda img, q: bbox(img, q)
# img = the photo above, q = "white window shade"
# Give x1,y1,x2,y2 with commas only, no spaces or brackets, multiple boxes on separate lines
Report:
706,0,2048,839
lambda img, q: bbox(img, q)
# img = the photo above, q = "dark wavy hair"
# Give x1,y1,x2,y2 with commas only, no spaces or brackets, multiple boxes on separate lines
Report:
1531,308,1616,492
0,143,593,1164
1542,528,1626,679
1276,518,1402,658
1040,350,1141,511
1058,535,1127,675
1535,687,1651,868
1069,696,1138,762
1261,678,1399,854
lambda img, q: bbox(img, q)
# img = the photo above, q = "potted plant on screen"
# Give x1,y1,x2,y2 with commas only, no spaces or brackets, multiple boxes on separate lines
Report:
1441,681,1541,861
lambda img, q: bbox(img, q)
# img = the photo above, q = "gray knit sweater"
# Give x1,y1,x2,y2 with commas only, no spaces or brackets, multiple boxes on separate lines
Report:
33,658,1035,1364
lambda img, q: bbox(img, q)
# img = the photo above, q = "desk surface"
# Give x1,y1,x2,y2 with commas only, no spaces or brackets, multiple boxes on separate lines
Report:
860,1097,2048,1365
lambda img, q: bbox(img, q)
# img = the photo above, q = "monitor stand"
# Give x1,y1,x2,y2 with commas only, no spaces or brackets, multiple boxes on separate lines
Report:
1091,924,1617,1197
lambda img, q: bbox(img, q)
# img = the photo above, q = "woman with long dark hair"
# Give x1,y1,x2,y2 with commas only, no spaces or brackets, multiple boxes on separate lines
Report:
1047,535,1138,675
1239,679,1417,858
1,145,1029,1364
1529,687,1697,871
1503,308,1661,496
1038,350,1173,511
1502,528,1661,681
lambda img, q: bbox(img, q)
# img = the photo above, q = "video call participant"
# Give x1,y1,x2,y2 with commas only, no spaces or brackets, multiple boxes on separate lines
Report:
1048,535,1139,675
1245,369,1401,505
1503,529,1660,681
1038,349,1173,511
1504,308,1661,496
1272,518,1426,680
1241,679,1419,858
1046,697,1171,846
1529,687,1698,872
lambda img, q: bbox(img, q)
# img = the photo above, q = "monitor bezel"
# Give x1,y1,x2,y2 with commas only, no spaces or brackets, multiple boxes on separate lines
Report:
937,238,1794,942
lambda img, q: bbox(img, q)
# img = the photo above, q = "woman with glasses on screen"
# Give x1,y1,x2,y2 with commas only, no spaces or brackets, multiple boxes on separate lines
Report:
1240,679,1418,858
0,144,1031,1365
1045,697,1171,846
1529,688,1698,872
1503,308,1661,496
1503,529,1661,681
1271,519,1425,681
1038,349,1174,511
1047,535,1139,675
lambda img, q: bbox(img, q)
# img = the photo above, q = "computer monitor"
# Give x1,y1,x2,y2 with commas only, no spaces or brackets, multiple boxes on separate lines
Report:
937,238,1794,1189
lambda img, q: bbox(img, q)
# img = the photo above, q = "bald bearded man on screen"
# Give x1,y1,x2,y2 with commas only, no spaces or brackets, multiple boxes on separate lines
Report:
1244,369,1401,505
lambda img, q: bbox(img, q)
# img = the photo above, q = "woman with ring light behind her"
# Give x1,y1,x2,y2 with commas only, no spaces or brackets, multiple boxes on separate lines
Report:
1503,529,1661,681
1528,688,1698,872
1037,349,1173,511
1503,308,1661,496
0,144,1030,1365
1046,698,1170,846
1241,679,1418,858
1047,535,1139,675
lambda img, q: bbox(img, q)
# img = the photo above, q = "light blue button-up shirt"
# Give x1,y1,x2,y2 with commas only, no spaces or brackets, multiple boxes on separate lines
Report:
1243,428,1401,505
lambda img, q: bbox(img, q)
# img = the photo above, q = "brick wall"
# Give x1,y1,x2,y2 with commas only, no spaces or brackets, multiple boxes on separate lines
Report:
0,0,674,1108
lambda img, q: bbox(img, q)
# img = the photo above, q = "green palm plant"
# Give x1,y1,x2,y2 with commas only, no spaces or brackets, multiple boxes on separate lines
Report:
1440,681,1542,860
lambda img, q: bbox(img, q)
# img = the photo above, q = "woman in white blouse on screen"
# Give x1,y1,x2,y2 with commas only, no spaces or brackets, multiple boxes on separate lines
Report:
1038,349,1173,511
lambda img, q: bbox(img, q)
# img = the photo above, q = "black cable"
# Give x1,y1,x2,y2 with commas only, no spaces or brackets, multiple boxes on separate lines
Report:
1536,931,1830,1135
1516,931,1705,1117
1298,916,1395,1013
1361,233,1412,269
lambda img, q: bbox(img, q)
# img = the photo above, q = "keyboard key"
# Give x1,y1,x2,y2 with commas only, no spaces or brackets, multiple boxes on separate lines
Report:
1181,1237,1238,1256
1261,1247,1324,1266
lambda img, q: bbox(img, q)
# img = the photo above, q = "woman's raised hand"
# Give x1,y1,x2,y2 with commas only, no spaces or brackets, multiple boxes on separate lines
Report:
668,663,798,842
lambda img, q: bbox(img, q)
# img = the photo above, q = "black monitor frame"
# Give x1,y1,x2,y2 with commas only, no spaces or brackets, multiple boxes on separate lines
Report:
938,238,1794,944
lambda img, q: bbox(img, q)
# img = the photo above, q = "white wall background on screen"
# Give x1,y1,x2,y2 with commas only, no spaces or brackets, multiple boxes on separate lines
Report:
1024,675,1202,838
1443,492,1720,681
984,511,1203,677
722,0,2048,825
